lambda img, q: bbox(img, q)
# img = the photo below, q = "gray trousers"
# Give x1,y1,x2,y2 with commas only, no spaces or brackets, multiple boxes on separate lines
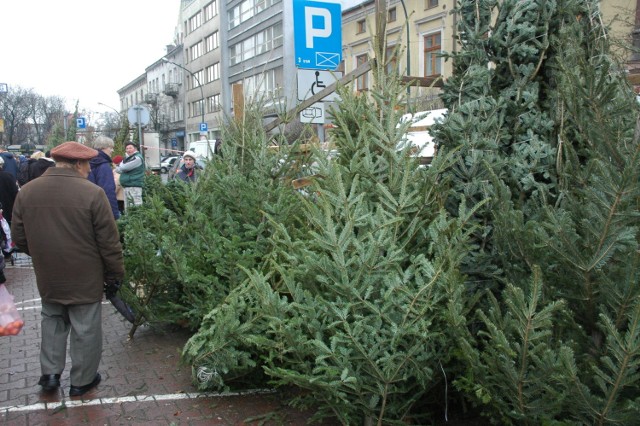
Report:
40,301,102,386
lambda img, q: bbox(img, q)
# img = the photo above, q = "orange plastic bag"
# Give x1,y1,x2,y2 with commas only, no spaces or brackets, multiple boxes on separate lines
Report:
0,284,23,336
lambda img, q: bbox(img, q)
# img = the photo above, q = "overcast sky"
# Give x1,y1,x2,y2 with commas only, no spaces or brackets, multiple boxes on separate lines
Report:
1,0,180,116
1,0,364,122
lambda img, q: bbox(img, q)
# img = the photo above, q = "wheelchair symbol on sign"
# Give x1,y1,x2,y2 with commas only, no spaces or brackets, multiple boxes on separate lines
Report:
311,71,326,95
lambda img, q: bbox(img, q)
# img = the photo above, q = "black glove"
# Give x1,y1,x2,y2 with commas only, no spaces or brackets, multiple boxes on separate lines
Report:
104,279,122,299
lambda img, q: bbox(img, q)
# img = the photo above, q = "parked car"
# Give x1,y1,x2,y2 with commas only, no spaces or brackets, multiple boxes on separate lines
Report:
159,156,179,173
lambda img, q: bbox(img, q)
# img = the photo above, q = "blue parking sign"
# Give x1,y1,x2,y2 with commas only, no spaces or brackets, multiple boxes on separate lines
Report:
76,117,86,129
293,0,342,70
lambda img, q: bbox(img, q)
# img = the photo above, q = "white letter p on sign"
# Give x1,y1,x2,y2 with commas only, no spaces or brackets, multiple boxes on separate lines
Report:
305,7,332,49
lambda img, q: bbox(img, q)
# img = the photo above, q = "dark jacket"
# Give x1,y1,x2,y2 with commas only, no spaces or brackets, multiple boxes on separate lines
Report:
89,150,120,219
118,152,145,188
18,158,55,186
0,171,18,223
11,167,124,305
175,165,198,183
0,152,18,180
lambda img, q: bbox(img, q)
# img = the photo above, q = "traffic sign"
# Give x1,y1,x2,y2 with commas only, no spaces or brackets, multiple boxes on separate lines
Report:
127,105,150,126
171,138,178,147
297,69,342,101
293,0,342,70
199,123,208,133
300,102,325,124
76,117,86,129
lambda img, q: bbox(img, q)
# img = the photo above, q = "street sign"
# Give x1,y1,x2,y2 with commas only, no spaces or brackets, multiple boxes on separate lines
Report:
127,105,150,126
293,0,342,70
76,117,86,129
300,102,325,124
171,138,178,147
297,69,342,101
0,83,7,93
199,123,208,133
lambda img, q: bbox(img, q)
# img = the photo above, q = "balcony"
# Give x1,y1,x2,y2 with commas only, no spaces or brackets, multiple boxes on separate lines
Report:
164,83,179,97
145,93,158,105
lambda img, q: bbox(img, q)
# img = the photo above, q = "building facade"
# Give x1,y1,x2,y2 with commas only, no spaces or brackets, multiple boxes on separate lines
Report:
117,0,640,152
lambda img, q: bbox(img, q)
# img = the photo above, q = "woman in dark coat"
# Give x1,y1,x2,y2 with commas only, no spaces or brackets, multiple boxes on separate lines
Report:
88,136,120,219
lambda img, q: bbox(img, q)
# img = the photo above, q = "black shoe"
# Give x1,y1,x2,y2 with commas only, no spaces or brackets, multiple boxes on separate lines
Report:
0,271,5,283
38,374,61,391
69,373,101,397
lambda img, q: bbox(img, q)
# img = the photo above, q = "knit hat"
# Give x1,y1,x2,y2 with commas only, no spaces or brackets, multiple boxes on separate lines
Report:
51,142,97,161
182,151,197,160
112,155,124,165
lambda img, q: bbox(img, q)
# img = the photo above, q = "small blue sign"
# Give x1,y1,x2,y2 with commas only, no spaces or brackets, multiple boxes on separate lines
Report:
293,0,342,70
171,138,177,147
199,123,208,132
76,117,86,129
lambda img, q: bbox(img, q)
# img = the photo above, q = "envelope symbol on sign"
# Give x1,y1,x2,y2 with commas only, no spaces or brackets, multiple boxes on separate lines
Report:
316,52,340,69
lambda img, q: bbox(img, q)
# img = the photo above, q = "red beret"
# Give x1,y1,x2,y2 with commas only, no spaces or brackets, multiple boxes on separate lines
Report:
112,155,124,165
51,142,97,161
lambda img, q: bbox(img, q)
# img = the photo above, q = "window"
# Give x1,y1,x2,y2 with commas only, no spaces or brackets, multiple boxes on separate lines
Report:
204,0,218,21
209,94,221,112
388,7,396,22
242,69,281,101
424,32,442,76
189,41,203,61
228,0,282,29
191,99,205,119
426,0,438,9
205,31,219,52
229,23,283,65
356,54,369,92
191,70,204,90
357,19,366,34
206,62,221,82
187,12,202,33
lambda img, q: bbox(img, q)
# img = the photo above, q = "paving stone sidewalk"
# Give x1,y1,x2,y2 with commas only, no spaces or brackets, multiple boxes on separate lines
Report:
0,254,325,425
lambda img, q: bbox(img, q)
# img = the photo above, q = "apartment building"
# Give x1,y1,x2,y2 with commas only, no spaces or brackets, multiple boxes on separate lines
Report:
342,0,639,100
225,0,296,121
145,44,186,155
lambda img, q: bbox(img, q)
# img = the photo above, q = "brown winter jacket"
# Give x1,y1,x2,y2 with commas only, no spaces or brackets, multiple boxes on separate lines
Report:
11,167,124,304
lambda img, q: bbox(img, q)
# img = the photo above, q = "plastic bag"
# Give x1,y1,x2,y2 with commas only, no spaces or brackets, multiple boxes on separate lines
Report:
0,284,23,336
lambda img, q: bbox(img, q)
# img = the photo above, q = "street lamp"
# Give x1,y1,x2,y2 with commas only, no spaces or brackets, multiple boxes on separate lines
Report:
161,57,206,139
98,102,121,115
399,0,410,75
98,102,123,139
399,0,411,93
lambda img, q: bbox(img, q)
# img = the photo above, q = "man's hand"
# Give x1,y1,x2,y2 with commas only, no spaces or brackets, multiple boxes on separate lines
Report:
104,279,121,298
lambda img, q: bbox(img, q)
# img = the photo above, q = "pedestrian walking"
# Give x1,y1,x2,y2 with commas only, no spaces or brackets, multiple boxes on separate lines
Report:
10,141,124,397
115,142,145,210
89,136,120,219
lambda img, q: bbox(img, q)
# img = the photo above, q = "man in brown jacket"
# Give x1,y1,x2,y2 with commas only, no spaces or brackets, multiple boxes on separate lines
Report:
11,141,124,397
